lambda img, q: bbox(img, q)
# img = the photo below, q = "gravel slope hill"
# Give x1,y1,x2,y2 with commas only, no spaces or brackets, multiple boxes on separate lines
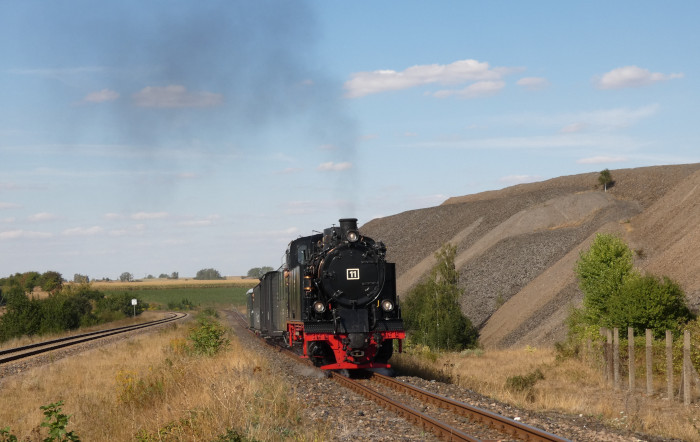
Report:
361,163,700,348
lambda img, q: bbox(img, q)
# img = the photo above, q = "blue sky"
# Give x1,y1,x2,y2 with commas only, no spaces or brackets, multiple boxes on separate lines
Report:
1,1,698,280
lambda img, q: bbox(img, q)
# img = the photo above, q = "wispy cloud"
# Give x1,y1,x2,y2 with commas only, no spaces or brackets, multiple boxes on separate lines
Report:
402,133,645,151
576,155,628,165
283,199,352,215
559,123,587,133
178,215,220,227
63,226,104,236
431,80,505,99
594,66,683,90
0,229,53,240
81,88,120,104
28,212,58,222
0,202,21,210
344,59,515,98
317,161,352,172
500,104,659,131
132,85,223,108
516,77,550,91
131,212,169,220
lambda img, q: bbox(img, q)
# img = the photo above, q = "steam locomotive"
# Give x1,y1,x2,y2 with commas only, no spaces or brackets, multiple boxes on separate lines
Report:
247,218,405,370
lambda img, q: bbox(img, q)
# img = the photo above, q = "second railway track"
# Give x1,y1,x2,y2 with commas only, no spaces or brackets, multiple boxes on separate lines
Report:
0,312,187,366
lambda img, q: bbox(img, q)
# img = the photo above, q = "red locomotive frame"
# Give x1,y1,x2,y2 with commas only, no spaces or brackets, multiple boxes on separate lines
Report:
287,321,405,370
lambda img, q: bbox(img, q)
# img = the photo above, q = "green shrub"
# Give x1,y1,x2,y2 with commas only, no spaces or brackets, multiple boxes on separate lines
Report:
188,318,230,356
505,368,544,392
403,243,479,351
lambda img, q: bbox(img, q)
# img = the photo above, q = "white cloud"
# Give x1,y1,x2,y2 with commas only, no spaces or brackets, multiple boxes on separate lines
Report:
499,175,543,186
103,213,123,220
432,80,505,99
28,212,58,222
317,162,352,172
319,144,337,150
0,229,52,240
344,59,513,98
595,66,683,90
0,202,20,210
132,85,223,108
576,155,628,165
82,89,119,103
516,77,550,91
63,226,104,236
131,212,169,220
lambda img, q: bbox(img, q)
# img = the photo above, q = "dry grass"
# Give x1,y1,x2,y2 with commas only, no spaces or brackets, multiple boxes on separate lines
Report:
0,319,327,441
393,346,700,441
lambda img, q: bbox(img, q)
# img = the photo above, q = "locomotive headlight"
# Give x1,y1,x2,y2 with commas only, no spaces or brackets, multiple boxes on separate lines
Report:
380,299,394,312
313,301,326,314
346,230,359,243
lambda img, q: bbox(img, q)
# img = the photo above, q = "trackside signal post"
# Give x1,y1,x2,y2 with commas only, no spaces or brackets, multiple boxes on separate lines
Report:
131,298,137,318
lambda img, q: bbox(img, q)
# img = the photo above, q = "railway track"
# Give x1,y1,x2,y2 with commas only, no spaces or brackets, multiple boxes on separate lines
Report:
0,312,187,365
231,310,569,441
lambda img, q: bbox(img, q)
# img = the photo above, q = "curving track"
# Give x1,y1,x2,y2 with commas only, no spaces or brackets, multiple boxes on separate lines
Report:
231,310,569,441
0,312,187,365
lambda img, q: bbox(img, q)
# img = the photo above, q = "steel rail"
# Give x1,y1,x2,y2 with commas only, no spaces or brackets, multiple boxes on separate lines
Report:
0,312,187,364
331,372,480,442
371,373,570,442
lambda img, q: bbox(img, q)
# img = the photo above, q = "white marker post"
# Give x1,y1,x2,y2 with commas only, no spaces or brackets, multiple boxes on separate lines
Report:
131,298,137,318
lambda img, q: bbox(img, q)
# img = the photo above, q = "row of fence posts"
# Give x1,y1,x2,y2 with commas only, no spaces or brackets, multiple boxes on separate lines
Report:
587,328,698,405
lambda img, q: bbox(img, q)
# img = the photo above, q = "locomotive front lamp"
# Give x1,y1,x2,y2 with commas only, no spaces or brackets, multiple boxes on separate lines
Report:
380,299,394,312
346,230,359,242
313,301,326,313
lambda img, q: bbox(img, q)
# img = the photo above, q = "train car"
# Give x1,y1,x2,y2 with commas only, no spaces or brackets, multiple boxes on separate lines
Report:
247,218,405,370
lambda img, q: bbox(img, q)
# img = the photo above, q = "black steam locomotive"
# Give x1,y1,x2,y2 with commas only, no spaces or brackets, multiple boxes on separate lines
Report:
247,218,405,370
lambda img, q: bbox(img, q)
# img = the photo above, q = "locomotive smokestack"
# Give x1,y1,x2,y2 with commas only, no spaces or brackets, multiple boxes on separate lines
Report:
339,218,358,238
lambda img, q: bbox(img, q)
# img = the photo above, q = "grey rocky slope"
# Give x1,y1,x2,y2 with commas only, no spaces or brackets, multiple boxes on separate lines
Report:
361,163,700,348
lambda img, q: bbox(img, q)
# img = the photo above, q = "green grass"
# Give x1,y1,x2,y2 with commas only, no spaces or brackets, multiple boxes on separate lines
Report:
101,286,251,309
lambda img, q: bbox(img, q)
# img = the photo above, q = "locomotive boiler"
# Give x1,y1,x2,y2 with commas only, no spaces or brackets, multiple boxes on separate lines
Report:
247,218,405,370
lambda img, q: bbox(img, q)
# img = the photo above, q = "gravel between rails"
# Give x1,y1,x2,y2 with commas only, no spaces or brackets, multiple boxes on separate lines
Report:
223,310,674,442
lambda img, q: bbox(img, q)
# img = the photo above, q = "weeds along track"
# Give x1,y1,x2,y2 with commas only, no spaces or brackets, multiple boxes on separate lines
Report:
232,310,569,441
0,312,187,365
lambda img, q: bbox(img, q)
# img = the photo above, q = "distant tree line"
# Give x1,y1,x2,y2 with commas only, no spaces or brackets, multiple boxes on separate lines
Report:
0,271,148,343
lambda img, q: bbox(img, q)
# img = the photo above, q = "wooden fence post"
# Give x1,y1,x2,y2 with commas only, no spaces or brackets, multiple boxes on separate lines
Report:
666,330,673,400
684,330,691,406
613,327,619,389
646,329,653,395
628,327,635,392
606,328,613,384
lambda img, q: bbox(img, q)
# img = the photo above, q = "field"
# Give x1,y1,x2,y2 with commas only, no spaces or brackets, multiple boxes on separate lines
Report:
88,278,258,308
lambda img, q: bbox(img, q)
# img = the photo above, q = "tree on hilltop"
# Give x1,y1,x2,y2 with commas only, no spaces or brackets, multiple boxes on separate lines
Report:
598,169,613,192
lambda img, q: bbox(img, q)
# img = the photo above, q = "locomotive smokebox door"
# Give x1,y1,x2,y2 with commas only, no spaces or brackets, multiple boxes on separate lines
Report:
320,245,383,308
